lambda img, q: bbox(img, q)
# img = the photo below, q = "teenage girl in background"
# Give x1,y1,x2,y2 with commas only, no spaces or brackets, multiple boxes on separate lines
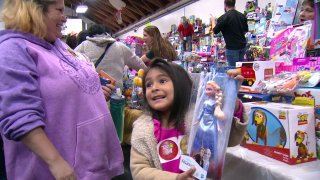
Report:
141,26,178,65
130,58,248,180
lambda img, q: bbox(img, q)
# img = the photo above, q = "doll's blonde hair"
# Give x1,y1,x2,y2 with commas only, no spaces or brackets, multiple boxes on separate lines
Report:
206,81,225,120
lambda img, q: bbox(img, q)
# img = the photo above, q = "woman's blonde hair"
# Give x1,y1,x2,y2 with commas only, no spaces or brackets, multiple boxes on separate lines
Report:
143,25,177,62
1,0,56,39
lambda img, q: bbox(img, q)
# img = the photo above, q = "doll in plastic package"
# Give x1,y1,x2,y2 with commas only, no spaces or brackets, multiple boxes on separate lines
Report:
191,80,225,170
187,70,238,180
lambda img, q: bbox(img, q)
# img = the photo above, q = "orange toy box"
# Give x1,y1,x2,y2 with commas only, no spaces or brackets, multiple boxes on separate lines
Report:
242,102,317,164
236,61,275,94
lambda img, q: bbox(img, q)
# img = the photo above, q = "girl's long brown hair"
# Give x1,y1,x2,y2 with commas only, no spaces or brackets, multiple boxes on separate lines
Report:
143,25,177,62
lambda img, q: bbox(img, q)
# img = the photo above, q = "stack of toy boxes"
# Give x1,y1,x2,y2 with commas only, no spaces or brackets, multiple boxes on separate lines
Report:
293,87,320,159
236,61,275,94
242,102,316,164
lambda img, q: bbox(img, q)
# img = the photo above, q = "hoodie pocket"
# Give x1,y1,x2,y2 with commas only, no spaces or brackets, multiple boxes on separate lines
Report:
74,114,110,177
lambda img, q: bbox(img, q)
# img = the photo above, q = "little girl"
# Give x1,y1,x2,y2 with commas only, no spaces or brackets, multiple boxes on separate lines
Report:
130,58,247,180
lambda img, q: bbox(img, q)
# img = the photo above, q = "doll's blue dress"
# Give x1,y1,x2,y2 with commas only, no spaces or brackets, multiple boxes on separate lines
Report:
192,97,218,171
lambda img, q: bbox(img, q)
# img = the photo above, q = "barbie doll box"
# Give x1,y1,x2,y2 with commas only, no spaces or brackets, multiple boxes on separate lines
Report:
242,102,317,164
236,61,275,94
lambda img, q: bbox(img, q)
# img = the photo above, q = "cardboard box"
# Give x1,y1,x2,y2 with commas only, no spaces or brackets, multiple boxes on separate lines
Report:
236,61,275,94
242,102,316,164
293,87,320,159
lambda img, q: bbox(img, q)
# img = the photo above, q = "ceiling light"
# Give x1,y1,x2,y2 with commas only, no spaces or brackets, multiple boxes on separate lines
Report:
76,4,88,14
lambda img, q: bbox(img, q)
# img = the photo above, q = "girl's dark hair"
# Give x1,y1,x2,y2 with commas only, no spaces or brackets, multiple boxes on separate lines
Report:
142,58,193,130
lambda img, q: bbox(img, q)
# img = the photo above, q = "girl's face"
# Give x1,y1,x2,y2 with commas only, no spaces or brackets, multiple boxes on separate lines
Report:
43,0,67,43
205,84,217,97
145,68,174,114
143,31,153,46
299,3,314,23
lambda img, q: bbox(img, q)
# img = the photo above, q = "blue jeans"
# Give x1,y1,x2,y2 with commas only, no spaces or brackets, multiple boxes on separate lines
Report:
182,36,192,52
225,47,246,67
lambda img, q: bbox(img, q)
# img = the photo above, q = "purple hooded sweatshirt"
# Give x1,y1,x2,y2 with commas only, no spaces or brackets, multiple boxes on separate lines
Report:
0,30,123,180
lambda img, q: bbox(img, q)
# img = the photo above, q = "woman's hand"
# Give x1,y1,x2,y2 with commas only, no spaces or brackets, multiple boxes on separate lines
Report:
177,167,196,180
48,156,76,180
21,128,76,180
102,83,115,101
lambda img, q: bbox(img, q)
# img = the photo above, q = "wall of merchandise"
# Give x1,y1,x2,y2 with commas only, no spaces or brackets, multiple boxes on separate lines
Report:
118,0,274,39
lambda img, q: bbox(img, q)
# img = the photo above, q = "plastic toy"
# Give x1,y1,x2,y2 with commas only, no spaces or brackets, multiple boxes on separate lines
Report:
262,72,301,94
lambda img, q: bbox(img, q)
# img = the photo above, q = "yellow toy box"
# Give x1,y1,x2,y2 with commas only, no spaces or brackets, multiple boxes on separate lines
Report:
236,61,275,94
242,102,316,164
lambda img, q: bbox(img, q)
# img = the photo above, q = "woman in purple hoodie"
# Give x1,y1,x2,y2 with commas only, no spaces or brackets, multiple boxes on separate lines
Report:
0,0,123,179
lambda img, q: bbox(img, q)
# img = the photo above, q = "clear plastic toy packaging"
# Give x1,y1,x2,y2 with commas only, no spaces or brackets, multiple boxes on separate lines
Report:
179,68,238,180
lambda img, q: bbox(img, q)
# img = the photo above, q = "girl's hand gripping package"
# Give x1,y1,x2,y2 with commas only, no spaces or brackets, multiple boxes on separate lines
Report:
179,70,238,180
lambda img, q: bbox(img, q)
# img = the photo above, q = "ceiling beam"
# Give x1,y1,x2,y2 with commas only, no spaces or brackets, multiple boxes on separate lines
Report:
121,8,139,21
147,0,164,8
87,12,119,32
139,1,155,13
86,7,123,31
124,2,145,17
88,1,130,27
127,1,151,15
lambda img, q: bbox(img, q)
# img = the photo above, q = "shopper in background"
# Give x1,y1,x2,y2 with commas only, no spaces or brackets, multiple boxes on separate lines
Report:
76,29,88,46
177,16,194,52
130,58,248,179
141,25,177,65
75,24,147,91
213,0,248,67
299,0,315,49
0,0,123,179
299,0,314,23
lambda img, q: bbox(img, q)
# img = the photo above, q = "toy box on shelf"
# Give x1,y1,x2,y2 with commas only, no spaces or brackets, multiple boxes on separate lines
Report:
236,61,275,94
275,57,320,88
293,87,320,159
275,57,320,74
267,0,299,38
238,93,294,103
242,102,317,165
270,22,312,64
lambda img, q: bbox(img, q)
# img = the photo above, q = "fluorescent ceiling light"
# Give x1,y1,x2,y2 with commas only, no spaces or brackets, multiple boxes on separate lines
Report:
76,5,88,13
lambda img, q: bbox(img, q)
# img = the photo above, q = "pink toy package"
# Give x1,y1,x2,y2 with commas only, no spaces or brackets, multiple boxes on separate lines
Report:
270,23,312,64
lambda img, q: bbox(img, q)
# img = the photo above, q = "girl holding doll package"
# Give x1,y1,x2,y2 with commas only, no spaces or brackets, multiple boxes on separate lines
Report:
130,58,248,180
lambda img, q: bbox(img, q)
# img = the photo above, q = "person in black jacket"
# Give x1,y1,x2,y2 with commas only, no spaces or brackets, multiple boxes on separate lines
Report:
214,0,248,67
